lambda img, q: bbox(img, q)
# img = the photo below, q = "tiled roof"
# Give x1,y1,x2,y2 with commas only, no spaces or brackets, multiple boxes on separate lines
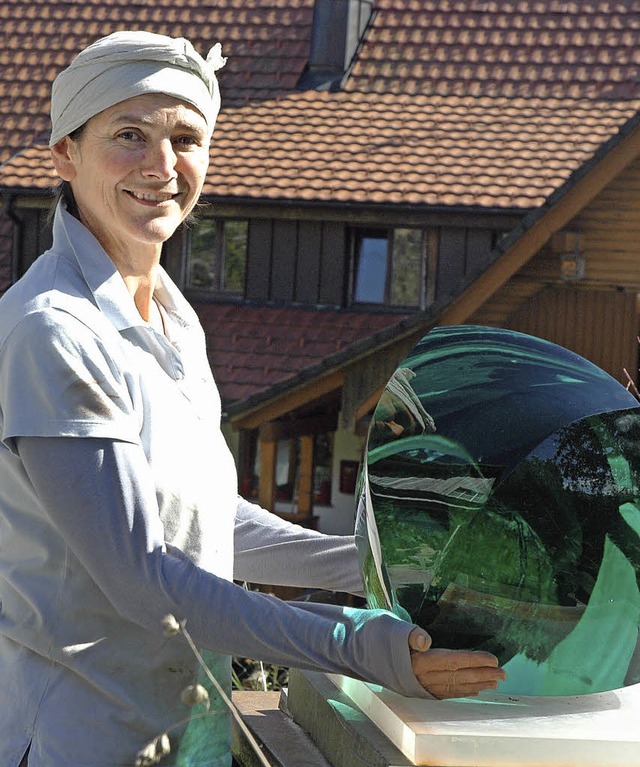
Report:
2,1,640,210
4,94,639,210
204,92,640,208
3,1,640,414
0,0,315,166
347,0,640,99
197,303,409,407
0,145,59,191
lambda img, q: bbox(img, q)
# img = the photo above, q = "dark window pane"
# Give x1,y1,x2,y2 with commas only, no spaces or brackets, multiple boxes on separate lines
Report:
354,234,388,303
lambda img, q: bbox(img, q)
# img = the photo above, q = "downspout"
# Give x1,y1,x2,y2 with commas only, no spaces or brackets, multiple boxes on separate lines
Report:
4,194,23,286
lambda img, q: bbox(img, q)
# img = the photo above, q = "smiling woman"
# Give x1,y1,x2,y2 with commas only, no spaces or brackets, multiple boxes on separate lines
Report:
0,30,504,767
50,93,210,319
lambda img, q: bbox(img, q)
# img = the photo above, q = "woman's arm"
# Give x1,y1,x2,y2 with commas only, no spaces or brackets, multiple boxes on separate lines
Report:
234,497,364,595
16,435,429,697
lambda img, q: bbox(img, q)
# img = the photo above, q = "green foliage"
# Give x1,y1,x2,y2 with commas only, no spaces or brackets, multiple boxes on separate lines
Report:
232,658,288,692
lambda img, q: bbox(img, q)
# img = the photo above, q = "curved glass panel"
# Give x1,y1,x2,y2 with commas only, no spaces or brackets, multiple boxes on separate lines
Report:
356,326,640,695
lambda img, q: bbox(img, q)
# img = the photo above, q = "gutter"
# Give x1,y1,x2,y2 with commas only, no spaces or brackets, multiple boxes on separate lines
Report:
3,194,22,285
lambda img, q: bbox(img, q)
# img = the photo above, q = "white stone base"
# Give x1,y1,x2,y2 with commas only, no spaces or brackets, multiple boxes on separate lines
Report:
330,675,640,766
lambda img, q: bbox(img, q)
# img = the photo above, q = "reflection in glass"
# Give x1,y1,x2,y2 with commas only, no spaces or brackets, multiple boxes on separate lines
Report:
221,220,247,293
356,325,640,695
391,229,423,307
188,218,217,289
187,219,247,293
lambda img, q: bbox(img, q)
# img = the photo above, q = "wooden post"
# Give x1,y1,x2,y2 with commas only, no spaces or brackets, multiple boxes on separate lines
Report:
297,434,314,518
258,436,277,512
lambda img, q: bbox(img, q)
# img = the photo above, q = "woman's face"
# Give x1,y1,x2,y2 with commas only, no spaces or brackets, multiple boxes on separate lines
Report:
52,93,210,260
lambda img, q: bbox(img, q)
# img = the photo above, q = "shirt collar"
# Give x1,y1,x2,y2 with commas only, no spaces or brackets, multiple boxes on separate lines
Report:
52,201,200,332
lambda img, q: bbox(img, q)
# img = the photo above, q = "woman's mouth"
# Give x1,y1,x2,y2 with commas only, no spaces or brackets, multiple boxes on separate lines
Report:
127,190,177,203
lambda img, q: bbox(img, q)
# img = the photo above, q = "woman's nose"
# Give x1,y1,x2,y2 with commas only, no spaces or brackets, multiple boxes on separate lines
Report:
142,139,178,180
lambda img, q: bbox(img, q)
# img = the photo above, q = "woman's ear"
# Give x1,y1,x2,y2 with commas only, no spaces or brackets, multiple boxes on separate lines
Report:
50,137,78,182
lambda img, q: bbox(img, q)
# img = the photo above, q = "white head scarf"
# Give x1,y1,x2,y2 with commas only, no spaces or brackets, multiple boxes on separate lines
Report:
49,30,226,146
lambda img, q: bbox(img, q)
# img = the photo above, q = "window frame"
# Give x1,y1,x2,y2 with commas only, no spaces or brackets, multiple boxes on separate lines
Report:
185,217,248,297
349,225,429,309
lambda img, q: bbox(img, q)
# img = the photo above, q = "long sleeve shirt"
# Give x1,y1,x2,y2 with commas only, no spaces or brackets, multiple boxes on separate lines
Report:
0,203,426,767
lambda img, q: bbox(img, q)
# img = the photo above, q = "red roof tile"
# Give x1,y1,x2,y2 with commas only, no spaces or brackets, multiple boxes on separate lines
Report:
347,0,640,99
5,92,638,210
197,303,409,407
0,0,315,165
3,1,640,210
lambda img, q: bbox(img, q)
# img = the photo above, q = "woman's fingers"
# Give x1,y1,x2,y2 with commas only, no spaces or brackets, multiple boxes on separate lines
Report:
410,645,506,699
425,678,501,699
408,627,432,652
413,647,502,671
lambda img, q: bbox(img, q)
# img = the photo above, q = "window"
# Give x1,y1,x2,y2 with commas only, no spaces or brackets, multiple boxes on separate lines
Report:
352,227,426,307
353,230,388,303
187,218,247,294
238,430,334,507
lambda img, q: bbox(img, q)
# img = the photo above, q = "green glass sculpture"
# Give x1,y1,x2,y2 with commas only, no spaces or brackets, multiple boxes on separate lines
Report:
356,325,640,696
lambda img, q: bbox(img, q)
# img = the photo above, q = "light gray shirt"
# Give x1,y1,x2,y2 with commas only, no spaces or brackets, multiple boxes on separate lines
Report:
0,204,426,767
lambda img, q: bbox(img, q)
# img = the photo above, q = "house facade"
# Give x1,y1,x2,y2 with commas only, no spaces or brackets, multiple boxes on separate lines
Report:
2,1,640,533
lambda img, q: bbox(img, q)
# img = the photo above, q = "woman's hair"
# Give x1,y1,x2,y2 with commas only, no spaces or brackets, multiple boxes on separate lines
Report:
49,124,85,221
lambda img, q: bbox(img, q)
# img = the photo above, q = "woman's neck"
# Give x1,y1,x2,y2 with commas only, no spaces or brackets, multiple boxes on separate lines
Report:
120,269,161,324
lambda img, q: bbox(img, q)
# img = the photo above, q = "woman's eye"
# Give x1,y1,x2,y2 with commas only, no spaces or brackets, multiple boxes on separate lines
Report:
118,130,142,142
174,135,199,148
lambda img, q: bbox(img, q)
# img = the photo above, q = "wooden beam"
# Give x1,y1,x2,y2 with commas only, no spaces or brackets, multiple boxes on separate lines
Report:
439,121,640,326
258,411,339,443
355,383,385,424
231,371,344,431
259,421,286,443
258,437,277,512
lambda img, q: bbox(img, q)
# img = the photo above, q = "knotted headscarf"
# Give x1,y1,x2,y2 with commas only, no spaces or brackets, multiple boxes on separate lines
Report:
49,30,226,146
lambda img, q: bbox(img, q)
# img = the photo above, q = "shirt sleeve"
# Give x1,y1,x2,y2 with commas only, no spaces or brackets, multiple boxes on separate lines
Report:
16,435,430,699
234,497,365,596
0,309,140,451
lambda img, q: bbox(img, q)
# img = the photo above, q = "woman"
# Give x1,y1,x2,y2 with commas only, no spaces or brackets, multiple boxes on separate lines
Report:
0,31,505,767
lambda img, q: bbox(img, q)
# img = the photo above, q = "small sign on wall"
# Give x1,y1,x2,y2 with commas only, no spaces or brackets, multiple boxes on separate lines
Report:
339,460,360,495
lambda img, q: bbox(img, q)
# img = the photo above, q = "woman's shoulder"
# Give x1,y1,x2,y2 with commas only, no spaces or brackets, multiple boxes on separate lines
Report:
0,251,104,347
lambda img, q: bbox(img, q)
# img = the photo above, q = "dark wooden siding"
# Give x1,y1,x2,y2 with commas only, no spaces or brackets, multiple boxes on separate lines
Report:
11,204,502,312
270,220,298,301
465,228,495,272
436,226,467,299
245,218,346,306
318,221,346,306
434,226,500,304
243,219,499,308
295,222,322,303
245,219,273,301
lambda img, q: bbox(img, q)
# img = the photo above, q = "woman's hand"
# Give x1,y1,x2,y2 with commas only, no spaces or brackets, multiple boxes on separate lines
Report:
408,628,506,699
